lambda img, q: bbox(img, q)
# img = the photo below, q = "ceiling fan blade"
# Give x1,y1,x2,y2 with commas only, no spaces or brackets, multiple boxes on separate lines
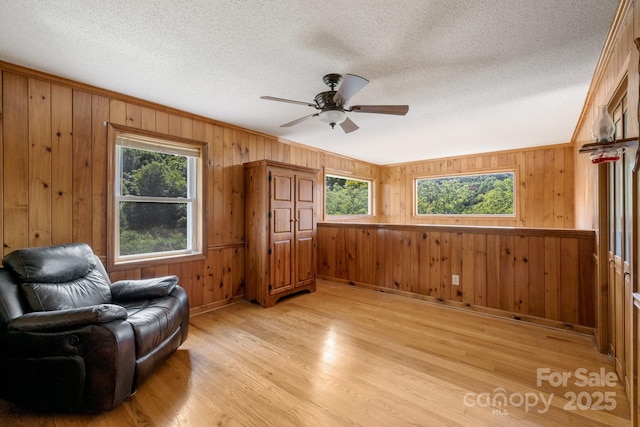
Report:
333,74,369,106
339,117,359,134
350,105,409,115
261,96,316,108
281,113,318,127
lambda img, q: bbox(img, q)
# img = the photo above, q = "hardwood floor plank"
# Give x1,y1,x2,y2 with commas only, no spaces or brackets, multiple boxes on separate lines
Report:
0,280,630,426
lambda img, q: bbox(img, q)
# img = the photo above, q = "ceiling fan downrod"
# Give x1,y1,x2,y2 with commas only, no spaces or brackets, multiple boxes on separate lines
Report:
322,73,342,90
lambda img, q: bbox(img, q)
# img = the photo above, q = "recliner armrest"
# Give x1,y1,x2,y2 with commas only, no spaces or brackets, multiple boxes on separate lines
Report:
110,275,178,301
6,304,128,332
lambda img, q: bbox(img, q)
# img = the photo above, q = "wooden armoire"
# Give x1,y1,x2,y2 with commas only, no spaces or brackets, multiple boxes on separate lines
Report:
243,160,318,307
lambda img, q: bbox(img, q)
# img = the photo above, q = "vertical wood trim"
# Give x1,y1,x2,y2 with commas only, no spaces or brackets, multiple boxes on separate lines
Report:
564,147,575,227
141,106,156,131
376,229,386,287
449,232,461,301
212,125,224,245
513,235,529,313
486,234,501,308
429,232,441,297
500,235,515,312
168,114,181,137
27,78,52,247
561,238,580,324
553,148,566,228
2,72,29,255
203,249,214,305
535,149,547,227
474,234,487,306
440,232,451,300
51,84,73,245
126,103,142,128
461,233,475,305
91,95,109,256
544,237,561,321
72,90,92,244
109,99,126,126
418,231,430,296
528,236,545,318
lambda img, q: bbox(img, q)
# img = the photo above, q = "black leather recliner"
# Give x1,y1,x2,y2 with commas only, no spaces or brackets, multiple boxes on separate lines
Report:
0,243,189,412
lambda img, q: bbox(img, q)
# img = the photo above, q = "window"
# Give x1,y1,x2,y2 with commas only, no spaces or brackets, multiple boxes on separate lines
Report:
325,173,372,216
415,171,515,216
109,126,205,268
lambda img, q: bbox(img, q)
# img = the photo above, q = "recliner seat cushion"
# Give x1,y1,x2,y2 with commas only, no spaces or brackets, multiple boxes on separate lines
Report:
120,297,185,359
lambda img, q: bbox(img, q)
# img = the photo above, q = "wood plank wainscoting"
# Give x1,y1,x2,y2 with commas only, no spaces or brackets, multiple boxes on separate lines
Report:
318,223,596,332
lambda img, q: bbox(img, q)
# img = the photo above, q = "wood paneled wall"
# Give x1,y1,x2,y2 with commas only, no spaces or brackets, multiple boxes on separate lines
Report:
380,145,575,228
0,63,379,313
569,1,640,418
573,0,638,229
0,61,585,315
318,223,596,331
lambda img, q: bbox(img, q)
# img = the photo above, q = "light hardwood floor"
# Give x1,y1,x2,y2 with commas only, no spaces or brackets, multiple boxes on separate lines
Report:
0,280,631,426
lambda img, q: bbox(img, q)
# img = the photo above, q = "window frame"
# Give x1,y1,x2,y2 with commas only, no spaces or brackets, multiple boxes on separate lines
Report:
107,124,207,270
323,168,375,220
412,169,517,218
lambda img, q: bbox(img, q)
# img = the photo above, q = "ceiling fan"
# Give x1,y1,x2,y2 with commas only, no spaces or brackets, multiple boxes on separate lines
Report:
260,73,409,134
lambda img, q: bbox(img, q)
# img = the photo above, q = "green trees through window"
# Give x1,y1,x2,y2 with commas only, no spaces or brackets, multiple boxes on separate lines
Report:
325,175,371,216
415,172,515,215
119,147,189,256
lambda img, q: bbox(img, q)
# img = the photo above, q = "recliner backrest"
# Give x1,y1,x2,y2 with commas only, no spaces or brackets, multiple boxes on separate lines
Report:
4,243,96,283
2,243,112,312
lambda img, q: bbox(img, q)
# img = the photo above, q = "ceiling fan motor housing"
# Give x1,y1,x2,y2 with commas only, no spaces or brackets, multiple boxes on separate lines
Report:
315,91,340,109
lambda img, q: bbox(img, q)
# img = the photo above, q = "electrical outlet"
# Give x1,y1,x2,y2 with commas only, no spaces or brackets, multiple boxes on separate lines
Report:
452,274,460,286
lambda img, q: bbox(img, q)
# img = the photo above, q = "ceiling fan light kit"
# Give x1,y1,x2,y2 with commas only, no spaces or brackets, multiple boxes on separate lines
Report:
261,73,409,134
319,108,347,128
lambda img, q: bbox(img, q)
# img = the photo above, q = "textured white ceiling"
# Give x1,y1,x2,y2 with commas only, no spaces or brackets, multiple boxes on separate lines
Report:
0,0,618,165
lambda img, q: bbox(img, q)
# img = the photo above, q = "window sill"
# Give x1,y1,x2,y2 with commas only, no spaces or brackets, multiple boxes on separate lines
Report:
108,252,206,272
324,215,375,221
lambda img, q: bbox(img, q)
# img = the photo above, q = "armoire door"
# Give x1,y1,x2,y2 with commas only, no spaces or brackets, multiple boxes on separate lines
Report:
294,174,316,287
269,170,294,295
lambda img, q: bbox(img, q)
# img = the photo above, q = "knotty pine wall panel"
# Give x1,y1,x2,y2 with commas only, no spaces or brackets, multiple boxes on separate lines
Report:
573,2,637,229
0,64,378,313
381,145,575,228
27,78,51,248
3,72,29,251
318,223,596,330
50,84,73,245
